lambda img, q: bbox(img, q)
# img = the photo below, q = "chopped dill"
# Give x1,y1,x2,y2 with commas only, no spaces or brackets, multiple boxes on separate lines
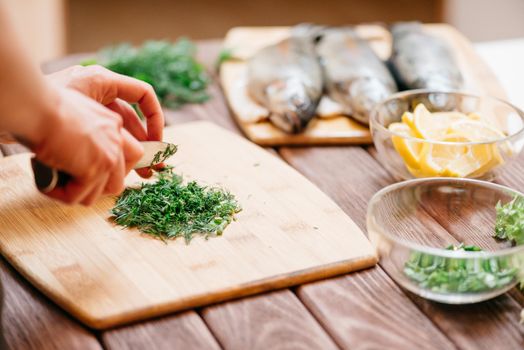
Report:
111,168,241,243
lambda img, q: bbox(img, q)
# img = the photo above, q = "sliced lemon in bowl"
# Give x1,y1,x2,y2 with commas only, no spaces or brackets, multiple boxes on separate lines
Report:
388,103,508,178
468,146,504,178
448,119,506,177
417,135,468,177
443,144,495,178
412,104,464,140
418,135,495,178
389,122,423,170
448,119,506,142
401,111,415,130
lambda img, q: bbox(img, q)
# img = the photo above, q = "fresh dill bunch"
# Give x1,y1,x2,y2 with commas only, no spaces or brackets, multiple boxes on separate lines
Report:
403,243,518,293
86,39,210,109
111,168,241,243
495,195,524,245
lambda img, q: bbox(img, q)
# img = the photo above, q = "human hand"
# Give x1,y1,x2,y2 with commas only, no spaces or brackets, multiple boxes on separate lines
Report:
46,65,165,178
31,87,143,205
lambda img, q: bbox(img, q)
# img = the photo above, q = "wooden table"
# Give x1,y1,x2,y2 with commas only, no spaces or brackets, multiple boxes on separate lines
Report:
2,40,524,350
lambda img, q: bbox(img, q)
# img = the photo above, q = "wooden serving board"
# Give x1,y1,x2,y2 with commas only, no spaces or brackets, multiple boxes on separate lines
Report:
0,121,377,329
220,24,506,146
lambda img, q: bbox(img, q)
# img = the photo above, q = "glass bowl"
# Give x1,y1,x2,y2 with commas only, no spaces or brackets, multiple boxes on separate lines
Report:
367,177,524,304
370,90,524,181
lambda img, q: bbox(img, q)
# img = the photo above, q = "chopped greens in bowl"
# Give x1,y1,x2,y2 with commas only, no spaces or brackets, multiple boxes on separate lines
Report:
404,243,518,294
368,178,524,307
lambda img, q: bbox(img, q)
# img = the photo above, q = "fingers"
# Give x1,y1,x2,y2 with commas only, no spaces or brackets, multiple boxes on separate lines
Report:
46,130,138,205
114,75,164,141
82,65,164,141
135,167,153,178
46,177,100,206
36,77,163,206
106,99,148,141
103,147,126,196
121,128,144,175
108,99,161,178
79,173,109,206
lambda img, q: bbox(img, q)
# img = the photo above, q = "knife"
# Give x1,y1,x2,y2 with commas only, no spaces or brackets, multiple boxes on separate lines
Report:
31,141,177,193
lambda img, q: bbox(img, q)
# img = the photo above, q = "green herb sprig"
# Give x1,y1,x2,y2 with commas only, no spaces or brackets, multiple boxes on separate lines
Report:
404,243,517,293
495,196,524,245
150,144,178,168
85,39,210,109
111,168,241,243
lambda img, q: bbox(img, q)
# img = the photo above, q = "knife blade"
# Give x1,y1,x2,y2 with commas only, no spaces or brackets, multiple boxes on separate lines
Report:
32,141,177,193
133,141,177,169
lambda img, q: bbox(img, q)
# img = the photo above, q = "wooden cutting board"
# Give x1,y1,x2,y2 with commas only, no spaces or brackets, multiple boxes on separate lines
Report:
220,24,506,146
0,121,377,329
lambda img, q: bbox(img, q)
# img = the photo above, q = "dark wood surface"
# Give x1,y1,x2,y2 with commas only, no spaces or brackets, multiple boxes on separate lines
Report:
1,39,523,349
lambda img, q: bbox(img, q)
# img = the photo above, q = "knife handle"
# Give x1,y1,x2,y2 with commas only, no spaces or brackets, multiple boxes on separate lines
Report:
31,158,71,193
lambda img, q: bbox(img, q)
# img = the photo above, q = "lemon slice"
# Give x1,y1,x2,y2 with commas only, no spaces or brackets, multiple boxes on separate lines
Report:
444,144,494,177
449,119,506,142
418,134,494,178
418,135,468,177
412,104,464,140
401,111,415,130
389,122,423,169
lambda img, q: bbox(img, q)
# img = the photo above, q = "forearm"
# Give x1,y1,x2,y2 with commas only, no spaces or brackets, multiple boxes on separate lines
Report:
0,2,57,146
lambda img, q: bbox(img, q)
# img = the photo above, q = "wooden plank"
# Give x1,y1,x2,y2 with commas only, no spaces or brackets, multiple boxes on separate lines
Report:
102,311,220,350
495,151,524,193
0,258,101,350
299,269,455,349
409,294,524,350
280,145,524,349
201,289,338,350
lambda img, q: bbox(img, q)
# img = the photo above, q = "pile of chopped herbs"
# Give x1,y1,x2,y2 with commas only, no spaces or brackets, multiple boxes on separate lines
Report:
85,39,210,109
111,168,241,243
404,243,518,293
